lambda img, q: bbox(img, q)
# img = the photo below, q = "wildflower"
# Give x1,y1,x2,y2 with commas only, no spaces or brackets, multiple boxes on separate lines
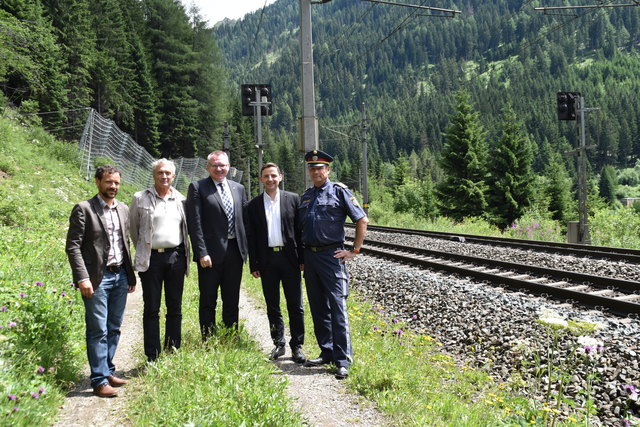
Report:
392,318,398,324
37,366,45,374
394,328,404,337
537,308,568,329
577,336,604,359
0,306,6,311
411,315,418,320
19,293,26,298
31,392,39,399
60,291,67,297
623,384,638,399
39,387,45,394
8,321,17,328
8,394,17,401
12,407,19,412
35,281,44,287
372,326,380,331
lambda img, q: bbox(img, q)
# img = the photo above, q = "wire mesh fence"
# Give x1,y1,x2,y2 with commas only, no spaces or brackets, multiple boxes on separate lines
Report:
78,109,242,192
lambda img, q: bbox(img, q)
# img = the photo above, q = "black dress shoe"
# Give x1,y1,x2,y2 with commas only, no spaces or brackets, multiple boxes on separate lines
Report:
335,366,348,379
292,347,306,364
269,345,285,360
304,356,331,367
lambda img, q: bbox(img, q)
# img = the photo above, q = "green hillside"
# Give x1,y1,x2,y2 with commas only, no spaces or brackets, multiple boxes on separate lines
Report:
215,0,640,186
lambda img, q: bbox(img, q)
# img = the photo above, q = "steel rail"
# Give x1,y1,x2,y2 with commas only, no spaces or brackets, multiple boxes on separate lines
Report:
346,223,640,263
347,238,640,317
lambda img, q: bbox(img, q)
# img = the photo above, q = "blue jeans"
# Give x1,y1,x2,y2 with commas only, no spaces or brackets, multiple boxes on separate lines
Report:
82,269,129,388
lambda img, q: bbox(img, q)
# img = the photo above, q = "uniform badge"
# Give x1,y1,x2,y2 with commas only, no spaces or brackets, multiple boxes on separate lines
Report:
350,196,360,207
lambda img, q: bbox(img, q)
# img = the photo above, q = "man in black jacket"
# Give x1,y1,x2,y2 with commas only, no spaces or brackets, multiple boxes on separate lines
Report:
246,163,305,363
186,151,248,337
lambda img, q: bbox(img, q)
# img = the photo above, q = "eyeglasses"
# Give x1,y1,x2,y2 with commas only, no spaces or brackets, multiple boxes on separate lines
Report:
208,163,229,168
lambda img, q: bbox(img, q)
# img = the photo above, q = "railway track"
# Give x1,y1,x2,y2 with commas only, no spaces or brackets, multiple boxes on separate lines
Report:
346,236,640,317
345,223,640,263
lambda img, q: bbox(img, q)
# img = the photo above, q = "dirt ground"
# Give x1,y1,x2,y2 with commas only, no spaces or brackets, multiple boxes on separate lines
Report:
52,287,390,426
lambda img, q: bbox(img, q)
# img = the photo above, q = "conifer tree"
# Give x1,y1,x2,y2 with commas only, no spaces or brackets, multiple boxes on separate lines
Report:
488,108,535,229
143,0,199,157
42,0,95,138
545,152,573,223
436,91,488,221
599,165,619,205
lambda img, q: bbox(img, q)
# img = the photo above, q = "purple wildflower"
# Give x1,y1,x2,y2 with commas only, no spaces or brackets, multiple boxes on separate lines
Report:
39,387,45,394
37,366,45,374
623,384,637,394
622,419,630,427
8,394,17,401
392,318,399,324
19,293,26,298
373,326,380,331
8,321,17,328
12,407,19,412
60,291,67,297
35,281,44,287
411,315,418,320
0,306,7,312
31,392,39,399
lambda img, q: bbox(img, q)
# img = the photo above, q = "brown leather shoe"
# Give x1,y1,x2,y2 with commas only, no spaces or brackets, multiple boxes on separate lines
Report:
93,382,117,397
107,375,127,387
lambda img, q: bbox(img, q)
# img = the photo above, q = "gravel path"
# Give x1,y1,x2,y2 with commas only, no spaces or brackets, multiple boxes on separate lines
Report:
52,285,390,426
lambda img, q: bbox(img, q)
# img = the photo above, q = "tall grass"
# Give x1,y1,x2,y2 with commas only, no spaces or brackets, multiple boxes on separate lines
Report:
0,114,89,424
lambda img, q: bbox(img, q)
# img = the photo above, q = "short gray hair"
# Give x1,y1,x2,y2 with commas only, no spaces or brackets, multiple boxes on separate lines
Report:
152,158,176,175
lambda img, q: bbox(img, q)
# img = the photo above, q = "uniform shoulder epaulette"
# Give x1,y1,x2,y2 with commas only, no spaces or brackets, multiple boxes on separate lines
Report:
334,182,348,189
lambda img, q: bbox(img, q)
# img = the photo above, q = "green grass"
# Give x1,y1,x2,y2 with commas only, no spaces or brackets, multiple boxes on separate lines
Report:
126,270,306,426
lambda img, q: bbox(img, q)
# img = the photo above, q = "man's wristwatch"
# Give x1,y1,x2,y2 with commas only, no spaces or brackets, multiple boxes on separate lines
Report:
352,247,360,254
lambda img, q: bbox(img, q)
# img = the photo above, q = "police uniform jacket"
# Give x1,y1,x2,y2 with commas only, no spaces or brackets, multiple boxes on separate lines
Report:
299,179,366,246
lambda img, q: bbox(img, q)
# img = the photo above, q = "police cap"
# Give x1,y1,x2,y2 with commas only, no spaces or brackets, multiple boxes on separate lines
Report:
305,150,333,167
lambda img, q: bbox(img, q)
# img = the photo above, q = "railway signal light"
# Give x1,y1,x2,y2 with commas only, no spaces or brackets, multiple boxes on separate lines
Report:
240,84,272,116
557,91,580,121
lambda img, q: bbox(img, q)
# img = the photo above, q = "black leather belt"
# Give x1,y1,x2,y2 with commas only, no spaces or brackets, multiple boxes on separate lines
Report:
269,246,284,252
306,243,342,253
153,244,184,253
106,264,122,273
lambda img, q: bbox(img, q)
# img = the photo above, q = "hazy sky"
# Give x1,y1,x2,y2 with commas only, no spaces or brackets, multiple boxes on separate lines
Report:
181,1,278,25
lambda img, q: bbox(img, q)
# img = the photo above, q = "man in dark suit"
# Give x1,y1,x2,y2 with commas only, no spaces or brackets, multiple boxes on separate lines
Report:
246,163,306,363
66,165,136,397
186,150,248,338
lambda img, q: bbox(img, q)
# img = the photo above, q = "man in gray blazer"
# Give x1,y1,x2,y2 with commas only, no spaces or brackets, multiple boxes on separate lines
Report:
130,159,190,362
66,165,136,398
186,151,248,338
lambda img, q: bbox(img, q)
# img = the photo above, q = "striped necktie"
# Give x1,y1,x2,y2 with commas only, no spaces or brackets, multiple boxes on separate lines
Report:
218,183,235,237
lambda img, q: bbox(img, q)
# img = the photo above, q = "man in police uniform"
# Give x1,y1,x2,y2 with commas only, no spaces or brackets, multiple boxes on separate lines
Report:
299,150,368,379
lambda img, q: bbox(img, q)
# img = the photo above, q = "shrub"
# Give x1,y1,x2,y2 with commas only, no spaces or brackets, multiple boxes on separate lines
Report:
503,211,564,242
590,206,640,249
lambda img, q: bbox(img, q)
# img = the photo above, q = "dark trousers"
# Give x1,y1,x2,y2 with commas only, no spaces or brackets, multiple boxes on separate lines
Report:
139,249,186,362
304,247,352,368
261,250,304,348
197,239,243,337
